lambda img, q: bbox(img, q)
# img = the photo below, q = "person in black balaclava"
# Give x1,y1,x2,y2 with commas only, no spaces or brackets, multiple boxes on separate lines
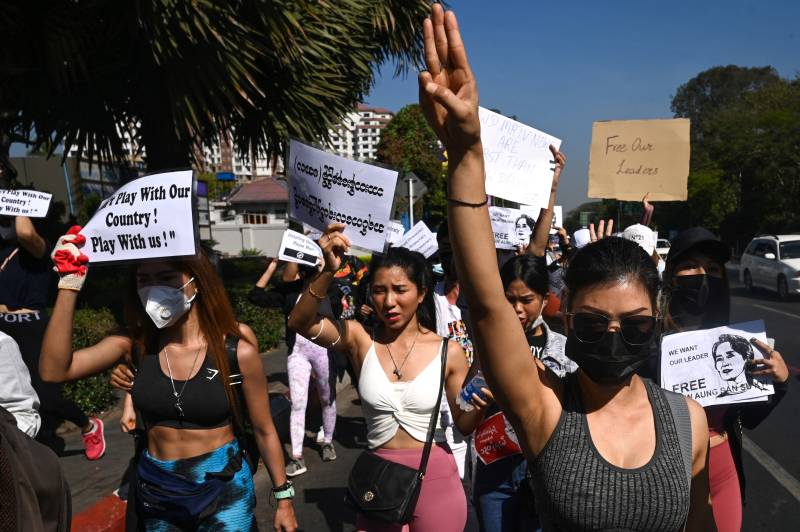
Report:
661,227,791,532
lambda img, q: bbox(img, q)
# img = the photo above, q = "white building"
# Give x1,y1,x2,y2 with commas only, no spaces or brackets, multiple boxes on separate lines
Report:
328,104,394,161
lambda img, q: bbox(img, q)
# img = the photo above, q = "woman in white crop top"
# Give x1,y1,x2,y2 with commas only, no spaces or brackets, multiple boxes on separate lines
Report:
289,224,488,531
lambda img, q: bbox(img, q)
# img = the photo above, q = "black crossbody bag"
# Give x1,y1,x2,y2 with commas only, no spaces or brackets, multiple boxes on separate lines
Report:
347,339,448,524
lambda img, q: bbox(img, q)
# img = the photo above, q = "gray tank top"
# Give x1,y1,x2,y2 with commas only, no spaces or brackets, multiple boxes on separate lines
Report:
529,374,691,531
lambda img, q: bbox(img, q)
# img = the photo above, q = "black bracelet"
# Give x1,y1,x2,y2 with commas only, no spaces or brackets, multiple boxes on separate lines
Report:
272,480,293,492
447,195,488,208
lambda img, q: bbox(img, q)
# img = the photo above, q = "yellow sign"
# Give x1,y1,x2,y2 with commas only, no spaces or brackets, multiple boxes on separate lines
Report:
588,118,690,201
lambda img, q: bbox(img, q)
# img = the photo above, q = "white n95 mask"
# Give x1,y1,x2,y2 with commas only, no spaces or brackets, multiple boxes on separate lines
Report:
138,277,197,329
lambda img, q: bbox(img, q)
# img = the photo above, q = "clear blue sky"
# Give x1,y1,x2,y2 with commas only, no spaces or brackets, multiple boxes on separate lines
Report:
364,0,800,212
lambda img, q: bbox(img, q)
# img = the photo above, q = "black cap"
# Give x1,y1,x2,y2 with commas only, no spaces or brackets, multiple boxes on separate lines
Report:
666,227,731,266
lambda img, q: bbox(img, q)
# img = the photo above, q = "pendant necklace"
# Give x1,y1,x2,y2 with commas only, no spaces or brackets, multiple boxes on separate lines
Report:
385,328,420,380
163,344,203,418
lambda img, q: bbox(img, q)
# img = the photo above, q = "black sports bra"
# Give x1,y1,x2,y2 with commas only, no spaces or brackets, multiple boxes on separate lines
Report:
130,351,232,430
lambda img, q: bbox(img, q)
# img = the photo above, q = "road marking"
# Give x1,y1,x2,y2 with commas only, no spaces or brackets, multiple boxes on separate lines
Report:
750,303,800,320
742,435,800,503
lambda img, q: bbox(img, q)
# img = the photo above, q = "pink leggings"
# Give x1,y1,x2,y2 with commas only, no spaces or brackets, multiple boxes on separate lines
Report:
355,444,467,532
709,439,742,532
287,337,336,458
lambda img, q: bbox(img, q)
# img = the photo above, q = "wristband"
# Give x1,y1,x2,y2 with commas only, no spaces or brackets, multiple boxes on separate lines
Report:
447,195,488,208
272,480,295,500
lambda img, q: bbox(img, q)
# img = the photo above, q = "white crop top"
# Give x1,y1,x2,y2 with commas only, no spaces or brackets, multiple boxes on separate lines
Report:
358,341,446,449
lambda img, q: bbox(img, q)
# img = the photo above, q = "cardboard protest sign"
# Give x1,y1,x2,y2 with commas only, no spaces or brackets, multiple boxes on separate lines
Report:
479,107,561,210
660,320,774,407
287,139,398,253
520,205,563,235
385,220,405,246
396,221,438,258
588,118,690,201
0,189,52,217
474,412,522,466
489,206,532,249
278,229,322,267
81,170,196,263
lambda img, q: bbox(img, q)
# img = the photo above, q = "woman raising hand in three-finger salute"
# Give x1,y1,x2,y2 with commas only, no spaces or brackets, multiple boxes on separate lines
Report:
419,3,715,532
289,222,485,531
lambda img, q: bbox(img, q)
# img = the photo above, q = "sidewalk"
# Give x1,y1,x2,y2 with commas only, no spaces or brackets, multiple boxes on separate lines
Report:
63,343,364,530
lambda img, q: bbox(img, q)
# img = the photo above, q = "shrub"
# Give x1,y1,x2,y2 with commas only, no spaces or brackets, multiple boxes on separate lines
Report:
239,248,262,257
227,285,284,352
63,308,118,415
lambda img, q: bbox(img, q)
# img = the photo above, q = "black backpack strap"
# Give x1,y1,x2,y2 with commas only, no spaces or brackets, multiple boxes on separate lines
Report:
663,389,693,490
417,339,449,476
225,334,243,386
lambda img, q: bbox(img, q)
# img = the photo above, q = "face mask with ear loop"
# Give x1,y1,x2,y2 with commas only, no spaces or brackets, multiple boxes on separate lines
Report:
138,277,198,329
668,274,729,330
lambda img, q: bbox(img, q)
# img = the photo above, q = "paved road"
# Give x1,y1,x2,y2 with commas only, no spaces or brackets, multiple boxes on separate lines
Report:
727,265,800,531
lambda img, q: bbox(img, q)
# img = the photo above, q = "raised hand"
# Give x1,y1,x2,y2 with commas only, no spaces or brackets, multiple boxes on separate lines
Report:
51,225,89,291
549,145,567,193
589,219,614,242
641,192,654,226
748,338,790,384
418,4,480,154
319,223,351,273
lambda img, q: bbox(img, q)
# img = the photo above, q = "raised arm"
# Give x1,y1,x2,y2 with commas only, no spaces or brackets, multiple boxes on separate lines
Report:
287,223,367,358
14,216,47,258
418,5,559,450
40,228,129,382
525,147,565,257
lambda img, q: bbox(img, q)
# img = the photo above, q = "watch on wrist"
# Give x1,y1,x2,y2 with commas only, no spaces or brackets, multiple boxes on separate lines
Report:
272,480,295,500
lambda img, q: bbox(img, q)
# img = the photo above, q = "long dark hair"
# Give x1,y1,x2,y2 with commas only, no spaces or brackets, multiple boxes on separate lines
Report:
124,249,245,424
370,246,436,332
500,255,549,296
565,237,659,311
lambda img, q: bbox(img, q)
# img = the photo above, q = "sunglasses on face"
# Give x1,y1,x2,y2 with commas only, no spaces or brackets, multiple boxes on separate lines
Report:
567,312,660,345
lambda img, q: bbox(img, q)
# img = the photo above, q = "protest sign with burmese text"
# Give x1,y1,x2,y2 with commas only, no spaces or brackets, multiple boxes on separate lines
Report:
287,139,398,253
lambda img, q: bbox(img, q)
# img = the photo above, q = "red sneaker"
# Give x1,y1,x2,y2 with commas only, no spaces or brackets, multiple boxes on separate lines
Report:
82,417,106,460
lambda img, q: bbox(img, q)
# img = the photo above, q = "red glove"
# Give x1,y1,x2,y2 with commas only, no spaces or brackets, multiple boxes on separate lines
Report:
51,226,89,291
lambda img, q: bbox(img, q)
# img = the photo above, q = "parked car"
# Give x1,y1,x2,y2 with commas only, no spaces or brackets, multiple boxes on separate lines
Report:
655,238,671,260
740,235,800,300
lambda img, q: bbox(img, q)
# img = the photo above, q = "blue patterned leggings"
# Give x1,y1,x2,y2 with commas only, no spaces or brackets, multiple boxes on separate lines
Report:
141,440,256,531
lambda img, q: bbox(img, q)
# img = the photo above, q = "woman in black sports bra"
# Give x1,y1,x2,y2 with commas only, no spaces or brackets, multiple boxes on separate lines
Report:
40,228,298,531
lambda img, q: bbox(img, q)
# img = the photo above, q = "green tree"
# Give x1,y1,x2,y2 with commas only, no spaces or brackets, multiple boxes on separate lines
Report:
1,0,433,173
377,104,446,220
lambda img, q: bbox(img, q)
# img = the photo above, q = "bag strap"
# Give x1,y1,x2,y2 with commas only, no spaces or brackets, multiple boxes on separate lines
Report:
416,339,449,478
663,389,693,490
224,334,247,432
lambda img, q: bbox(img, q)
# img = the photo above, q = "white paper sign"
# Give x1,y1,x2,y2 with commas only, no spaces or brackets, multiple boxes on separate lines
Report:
0,189,52,217
479,107,561,210
396,221,438,258
287,139,398,253
660,320,774,407
82,170,196,263
520,205,563,235
489,206,532,249
385,220,405,246
278,229,322,267
302,223,323,242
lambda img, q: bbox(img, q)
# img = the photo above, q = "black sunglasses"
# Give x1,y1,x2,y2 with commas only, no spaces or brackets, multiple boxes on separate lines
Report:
567,312,660,345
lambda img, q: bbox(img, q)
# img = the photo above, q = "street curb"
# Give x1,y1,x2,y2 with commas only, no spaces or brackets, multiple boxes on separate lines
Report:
71,494,126,532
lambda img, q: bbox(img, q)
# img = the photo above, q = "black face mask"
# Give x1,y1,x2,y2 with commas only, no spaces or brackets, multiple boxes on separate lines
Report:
669,274,729,330
566,330,653,385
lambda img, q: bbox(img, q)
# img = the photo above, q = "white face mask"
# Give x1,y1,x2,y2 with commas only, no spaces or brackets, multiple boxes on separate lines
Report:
138,277,197,329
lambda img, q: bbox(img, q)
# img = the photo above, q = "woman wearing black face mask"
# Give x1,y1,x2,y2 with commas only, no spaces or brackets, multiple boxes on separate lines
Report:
662,227,790,532
418,6,715,530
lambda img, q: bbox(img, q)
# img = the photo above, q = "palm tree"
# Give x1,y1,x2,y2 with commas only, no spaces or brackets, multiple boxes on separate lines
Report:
0,0,432,174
